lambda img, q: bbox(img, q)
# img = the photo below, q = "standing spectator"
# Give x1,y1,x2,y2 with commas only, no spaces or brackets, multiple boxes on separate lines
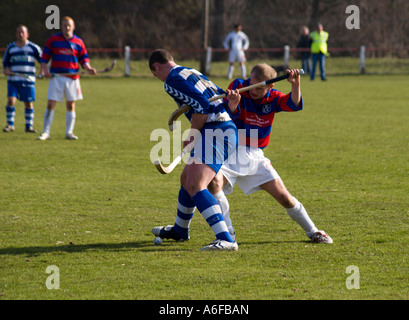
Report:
296,26,311,75
2,25,42,133
310,23,329,81
38,16,96,141
223,24,250,80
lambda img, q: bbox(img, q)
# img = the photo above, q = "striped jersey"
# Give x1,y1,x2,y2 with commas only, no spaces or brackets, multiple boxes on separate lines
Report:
3,40,42,86
228,78,303,149
165,65,232,123
40,33,89,79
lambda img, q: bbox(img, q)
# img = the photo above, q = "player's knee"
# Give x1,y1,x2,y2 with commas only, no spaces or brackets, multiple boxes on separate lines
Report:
208,174,223,194
66,102,75,112
184,184,202,198
47,100,57,110
207,179,218,194
7,97,16,106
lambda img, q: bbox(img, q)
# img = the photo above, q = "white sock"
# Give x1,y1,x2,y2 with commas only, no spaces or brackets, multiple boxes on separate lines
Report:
66,111,76,135
240,65,246,78
227,66,234,79
285,197,318,239
43,109,54,134
213,190,235,237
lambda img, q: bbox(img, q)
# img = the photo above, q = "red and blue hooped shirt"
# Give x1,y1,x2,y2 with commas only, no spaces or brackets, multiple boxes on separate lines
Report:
227,78,303,149
40,33,89,79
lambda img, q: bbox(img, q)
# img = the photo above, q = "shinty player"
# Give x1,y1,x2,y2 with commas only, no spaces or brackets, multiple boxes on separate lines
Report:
209,64,333,244
38,16,96,141
223,24,250,80
2,25,42,133
149,49,239,251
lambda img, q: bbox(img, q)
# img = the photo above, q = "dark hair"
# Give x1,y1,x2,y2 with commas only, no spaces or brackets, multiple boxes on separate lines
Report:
149,49,174,70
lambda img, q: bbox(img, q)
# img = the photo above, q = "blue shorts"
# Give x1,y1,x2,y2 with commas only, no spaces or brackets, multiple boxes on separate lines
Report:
190,120,238,173
7,81,36,102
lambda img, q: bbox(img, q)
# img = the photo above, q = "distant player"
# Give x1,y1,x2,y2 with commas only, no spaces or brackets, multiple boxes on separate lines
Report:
223,24,250,80
38,16,96,141
208,64,333,244
2,25,42,133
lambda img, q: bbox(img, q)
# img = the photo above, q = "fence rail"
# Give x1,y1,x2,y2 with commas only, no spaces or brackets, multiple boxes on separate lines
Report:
2,46,408,76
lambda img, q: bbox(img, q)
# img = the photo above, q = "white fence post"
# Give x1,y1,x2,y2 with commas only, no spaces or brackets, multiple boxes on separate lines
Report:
284,45,290,68
205,47,212,75
360,45,365,74
124,46,131,77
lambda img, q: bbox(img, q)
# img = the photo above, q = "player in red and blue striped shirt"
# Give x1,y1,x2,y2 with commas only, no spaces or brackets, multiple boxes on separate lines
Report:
209,64,333,244
38,16,96,140
230,71,302,149
40,32,89,79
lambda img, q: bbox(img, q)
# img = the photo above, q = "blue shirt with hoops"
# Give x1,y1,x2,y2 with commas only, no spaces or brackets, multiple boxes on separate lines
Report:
164,65,238,172
3,40,42,101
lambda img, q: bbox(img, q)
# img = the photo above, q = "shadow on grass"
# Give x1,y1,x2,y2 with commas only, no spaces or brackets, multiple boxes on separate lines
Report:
0,241,188,257
1,239,315,257
238,240,312,246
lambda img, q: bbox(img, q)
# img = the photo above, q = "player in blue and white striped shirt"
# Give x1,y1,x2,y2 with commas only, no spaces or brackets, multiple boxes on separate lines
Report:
149,49,239,251
2,25,42,133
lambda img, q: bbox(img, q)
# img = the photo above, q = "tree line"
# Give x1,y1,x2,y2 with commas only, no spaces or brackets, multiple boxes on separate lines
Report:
1,0,408,58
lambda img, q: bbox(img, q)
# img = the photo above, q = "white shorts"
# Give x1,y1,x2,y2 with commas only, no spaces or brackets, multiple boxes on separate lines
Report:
47,76,83,102
221,146,280,196
229,49,246,63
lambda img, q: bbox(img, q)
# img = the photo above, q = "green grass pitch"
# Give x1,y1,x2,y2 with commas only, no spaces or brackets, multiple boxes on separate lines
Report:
0,68,408,300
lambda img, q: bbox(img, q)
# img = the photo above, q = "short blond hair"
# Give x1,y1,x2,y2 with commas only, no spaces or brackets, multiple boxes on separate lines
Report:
250,64,277,81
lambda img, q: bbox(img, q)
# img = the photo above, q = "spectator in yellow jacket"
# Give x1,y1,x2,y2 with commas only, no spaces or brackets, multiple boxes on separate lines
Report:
310,23,329,81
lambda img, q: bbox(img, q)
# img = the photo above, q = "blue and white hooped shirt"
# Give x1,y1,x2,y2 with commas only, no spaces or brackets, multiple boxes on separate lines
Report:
164,65,232,123
3,40,42,86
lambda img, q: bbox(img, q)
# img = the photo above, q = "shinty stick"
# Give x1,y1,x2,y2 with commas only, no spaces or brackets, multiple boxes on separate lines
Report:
157,69,304,174
168,69,304,131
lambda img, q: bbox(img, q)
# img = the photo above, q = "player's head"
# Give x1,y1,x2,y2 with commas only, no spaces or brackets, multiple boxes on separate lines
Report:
233,24,242,32
61,16,75,39
249,64,277,100
251,64,277,82
149,49,174,70
149,49,175,82
16,25,29,43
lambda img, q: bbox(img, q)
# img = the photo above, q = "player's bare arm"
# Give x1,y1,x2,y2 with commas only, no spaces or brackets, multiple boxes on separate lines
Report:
286,69,301,107
83,62,97,75
183,113,207,149
40,62,52,78
3,67,12,76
